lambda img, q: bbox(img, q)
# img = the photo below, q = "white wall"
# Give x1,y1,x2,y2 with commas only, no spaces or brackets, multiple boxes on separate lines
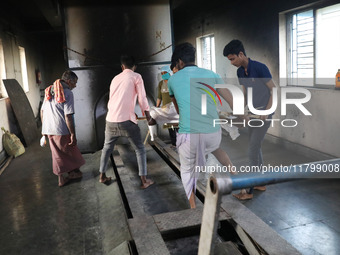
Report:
0,23,60,153
269,88,340,157
173,0,340,157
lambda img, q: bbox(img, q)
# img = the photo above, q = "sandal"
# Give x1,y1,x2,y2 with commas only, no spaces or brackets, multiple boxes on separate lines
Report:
254,186,266,191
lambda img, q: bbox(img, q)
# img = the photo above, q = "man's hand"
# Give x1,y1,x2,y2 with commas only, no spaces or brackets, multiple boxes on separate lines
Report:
145,110,156,125
147,117,156,125
65,114,76,145
231,114,248,129
260,115,268,121
156,98,161,108
68,134,77,146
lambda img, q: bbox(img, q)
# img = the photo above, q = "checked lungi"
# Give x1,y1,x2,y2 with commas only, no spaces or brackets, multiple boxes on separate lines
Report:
48,135,85,176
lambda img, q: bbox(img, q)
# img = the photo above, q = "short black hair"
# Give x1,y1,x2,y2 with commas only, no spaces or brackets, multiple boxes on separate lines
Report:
120,55,136,69
223,39,246,57
170,62,176,71
61,70,78,81
171,42,196,65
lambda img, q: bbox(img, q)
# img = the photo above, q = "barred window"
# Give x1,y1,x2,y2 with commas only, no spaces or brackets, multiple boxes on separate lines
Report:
196,34,216,72
287,3,340,87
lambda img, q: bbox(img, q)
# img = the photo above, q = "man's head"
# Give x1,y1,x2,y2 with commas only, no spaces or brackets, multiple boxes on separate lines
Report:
61,70,78,90
223,39,247,68
120,55,136,71
170,62,178,74
171,42,196,70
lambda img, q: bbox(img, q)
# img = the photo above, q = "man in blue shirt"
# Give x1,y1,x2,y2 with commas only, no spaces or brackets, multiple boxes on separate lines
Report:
168,42,234,208
221,39,276,200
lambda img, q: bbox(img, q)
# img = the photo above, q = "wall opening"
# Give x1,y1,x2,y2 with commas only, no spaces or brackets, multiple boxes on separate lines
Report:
0,39,7,98
196,34,216,72
19,46,29,92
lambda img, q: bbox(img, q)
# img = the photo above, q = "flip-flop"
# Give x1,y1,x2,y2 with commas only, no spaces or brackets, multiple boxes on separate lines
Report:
254,186,266,191
232,191,253,200
99,176,112,185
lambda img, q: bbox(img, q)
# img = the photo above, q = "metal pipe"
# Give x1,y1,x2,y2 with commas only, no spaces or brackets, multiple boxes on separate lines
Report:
199,158,340,254
231,175,297,191
216,158,340,195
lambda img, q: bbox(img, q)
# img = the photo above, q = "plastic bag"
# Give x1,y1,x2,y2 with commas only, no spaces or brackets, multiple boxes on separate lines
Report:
40,136,47,147
148,125,157,141
1,127,25,157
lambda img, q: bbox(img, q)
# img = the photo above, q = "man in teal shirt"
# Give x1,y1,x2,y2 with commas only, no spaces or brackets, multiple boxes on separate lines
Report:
168,43,233,208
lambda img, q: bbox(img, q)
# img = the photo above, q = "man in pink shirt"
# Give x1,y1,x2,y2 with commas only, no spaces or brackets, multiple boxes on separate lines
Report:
99,55,154,188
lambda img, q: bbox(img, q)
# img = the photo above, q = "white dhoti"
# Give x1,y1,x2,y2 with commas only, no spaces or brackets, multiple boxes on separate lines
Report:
177,129,221,199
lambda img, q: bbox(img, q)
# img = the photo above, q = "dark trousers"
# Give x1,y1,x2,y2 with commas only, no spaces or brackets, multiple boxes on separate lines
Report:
168,128,178,146
248,120,271,194
99,120,146,176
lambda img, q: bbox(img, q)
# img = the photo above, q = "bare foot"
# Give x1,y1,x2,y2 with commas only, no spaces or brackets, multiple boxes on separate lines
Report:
254,186,266,191
233,190,253,200
141,179,154,189
99,176,112,184
189,191,196,209
58,176,70,187
99,173,112,185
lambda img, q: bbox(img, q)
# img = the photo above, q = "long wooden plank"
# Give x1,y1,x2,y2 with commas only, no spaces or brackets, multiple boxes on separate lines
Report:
152,137,180,169
0,156,13,176
128,216,170,255
153,207,230,234
214,241,243,255
152,136,301,254
221,196,301,255
198,177,224,255
3,79,39,146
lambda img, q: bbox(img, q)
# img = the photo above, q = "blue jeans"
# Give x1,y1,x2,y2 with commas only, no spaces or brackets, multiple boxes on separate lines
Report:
99,120,147,176
248,120,270,194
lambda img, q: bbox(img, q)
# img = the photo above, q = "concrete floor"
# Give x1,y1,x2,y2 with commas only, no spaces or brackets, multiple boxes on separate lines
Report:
0,143,131,255
218,130,340,255
0,129,339,254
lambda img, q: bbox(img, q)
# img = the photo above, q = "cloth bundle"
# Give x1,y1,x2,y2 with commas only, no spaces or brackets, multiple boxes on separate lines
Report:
1,127,25,158
149,102,179,125
148,102,179,141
